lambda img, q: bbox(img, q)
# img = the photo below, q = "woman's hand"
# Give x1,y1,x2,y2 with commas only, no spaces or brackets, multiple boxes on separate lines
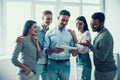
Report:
24,66,32,75
32,36,38,44
68,29,76,37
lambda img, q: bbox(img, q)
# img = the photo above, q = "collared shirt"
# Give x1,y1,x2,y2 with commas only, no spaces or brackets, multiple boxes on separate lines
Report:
88,28,117,71
37,25,46,50
43,27,75,60
36,25,48,64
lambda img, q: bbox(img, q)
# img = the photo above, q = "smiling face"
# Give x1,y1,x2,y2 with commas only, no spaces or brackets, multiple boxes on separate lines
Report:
90,19,102,32
58,15,70,28
29,23,38,36
42,14,52,27
76,20,84,31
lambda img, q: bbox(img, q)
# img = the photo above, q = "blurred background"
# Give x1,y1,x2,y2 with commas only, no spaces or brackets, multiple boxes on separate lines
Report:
0,0,120,80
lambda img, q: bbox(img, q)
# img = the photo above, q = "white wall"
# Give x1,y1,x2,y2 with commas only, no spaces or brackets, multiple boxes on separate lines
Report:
105,0,120,53
0,57,18,80
105,0,120,79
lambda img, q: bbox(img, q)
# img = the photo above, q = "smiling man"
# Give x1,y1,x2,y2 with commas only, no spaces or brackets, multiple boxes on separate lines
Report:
43,10,78,80
80,12,117,80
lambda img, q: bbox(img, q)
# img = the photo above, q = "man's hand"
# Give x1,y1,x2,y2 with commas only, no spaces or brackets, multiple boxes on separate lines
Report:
79,40,90,46
45,48,64,55
69,49,78,57
16,36,24,43
53,47,64,53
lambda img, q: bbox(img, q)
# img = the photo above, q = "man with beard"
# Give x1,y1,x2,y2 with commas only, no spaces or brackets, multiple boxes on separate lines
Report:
80,12,117,80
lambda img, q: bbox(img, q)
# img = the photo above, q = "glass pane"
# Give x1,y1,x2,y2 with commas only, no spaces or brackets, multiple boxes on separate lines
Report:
37,0,56,1
83,0,100,4
0,1,1,55
62,0,81,3
83,5,100,41
0,25,2,56
6,2,31,55
35,5,55,28
63,6,80,30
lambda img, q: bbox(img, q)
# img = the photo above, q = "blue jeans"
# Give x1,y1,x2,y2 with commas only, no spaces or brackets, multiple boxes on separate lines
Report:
47,59,70,80
76,53,92,80
36,63,48,80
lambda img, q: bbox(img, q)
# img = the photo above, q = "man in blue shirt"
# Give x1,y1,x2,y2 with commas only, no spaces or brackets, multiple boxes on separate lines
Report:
80,12,117,80
36,10,52,80
43,10,78,80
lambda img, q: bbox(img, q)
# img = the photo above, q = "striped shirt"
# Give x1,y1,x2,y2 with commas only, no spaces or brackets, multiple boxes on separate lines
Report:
11,37,37,74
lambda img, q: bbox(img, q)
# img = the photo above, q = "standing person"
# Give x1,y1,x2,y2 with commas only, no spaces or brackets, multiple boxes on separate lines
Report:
16,10,53,80
36,10,53,80
43,10,78,80
80,12,117,80
11,20,41,80
68,16,92,80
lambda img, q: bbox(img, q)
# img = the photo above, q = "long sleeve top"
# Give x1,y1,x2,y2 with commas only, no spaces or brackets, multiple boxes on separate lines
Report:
11,37,37,74
43,27,75,60
88,28,117,71
75,31,91,54
36,25,47,64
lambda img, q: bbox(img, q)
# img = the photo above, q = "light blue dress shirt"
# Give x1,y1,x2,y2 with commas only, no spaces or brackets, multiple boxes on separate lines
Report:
36,25,47,64
37,25,46,50
43,27,75,60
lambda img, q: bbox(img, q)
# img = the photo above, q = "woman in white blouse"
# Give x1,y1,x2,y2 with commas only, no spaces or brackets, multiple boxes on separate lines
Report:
69,16,92,80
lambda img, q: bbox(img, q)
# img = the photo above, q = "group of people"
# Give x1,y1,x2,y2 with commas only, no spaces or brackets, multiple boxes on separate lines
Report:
11,9,117,80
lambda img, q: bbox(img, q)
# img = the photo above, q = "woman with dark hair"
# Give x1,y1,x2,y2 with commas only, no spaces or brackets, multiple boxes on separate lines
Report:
11,20,41,80
69,16,92,80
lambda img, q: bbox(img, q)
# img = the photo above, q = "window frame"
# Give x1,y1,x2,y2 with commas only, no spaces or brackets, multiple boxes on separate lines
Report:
0,0,103,56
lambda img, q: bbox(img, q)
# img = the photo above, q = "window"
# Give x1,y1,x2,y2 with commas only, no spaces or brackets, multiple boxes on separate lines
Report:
62,0,81,3
1,0,102,56
83,0,100,4
6,1,31,55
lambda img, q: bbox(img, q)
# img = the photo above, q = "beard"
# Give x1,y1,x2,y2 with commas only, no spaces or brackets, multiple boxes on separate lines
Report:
92,25,102,32
96,25,102,32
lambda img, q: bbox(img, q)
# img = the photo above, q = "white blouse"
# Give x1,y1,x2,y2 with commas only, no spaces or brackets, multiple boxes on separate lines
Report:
75,31,91,54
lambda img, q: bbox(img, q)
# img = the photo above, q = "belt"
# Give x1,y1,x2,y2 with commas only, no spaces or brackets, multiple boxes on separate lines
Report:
49,59,69,63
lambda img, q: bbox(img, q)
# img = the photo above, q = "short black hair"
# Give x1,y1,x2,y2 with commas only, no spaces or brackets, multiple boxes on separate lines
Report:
92,12,105,23
76,16,89,31
43,10,52,15
59,10,70,17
